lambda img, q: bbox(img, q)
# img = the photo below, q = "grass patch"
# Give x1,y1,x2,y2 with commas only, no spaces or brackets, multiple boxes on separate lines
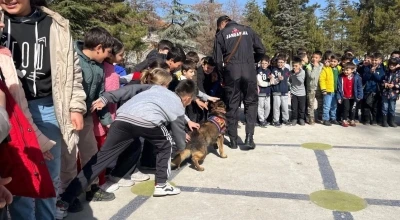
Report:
310,190,367,212
131,180,176,197
301,143,333,150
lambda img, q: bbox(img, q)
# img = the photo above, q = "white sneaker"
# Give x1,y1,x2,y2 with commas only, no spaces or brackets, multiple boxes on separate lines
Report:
153,183,181,197
109,176,135,187
100,181,119,193
131,171,150,182
56,200,69,219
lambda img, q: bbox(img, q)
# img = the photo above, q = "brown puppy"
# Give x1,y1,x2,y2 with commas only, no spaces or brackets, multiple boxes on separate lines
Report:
171,101,227,171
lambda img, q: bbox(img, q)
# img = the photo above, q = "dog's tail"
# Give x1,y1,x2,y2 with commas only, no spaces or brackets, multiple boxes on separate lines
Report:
171,149,191,169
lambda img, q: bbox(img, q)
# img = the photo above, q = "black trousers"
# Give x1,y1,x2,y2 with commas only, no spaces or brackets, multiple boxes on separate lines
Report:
223,63,258,138
362,93,381,122
109,138,142,178
291,95,306,121
61,121,173,205
342,99,356,121
140,140,156,168
0,207,7,220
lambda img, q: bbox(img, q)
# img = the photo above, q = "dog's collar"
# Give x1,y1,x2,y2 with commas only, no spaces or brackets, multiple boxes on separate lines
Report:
208,116,226,134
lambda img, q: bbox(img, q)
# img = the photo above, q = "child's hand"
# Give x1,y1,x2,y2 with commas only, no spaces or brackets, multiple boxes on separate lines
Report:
338,99,342,104
70,112,84,131
188,120,200,131
322,92,327,95
43,151,54,161
388,84,394,89
196,99,208,110
91,98,106,112
278,76,284,81
208,96,220,102
0,177,13,208
186,133,191,143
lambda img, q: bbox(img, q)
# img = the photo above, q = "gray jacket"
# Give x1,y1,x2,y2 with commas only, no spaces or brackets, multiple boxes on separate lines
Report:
289,69,306,96
0,107,10,142
305,63,323,91
101,85,187,150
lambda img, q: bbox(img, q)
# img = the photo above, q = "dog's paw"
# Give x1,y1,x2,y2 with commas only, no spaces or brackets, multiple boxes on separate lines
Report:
220,154,227,158
196,167,205,172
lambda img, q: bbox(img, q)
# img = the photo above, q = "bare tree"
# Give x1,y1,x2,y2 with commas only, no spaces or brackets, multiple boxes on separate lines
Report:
223,0,244,23
192,0,223,55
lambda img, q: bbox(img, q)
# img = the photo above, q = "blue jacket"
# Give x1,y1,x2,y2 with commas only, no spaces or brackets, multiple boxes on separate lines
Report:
257,67,272,96
271,67,290,95
337,74,363,100
359,64,385,94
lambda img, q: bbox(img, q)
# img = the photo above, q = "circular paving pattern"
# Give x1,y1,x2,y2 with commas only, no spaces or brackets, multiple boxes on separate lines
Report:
310,190,367,212
301,142,333,150
131,180,176,196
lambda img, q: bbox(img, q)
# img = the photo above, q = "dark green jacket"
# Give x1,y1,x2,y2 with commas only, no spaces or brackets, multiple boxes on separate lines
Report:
74,41,112,125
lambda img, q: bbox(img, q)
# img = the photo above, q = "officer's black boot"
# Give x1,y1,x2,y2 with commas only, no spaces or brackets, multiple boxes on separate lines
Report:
382,115,389,127
244,133,256,150
388,114,397,128
229,136,238,149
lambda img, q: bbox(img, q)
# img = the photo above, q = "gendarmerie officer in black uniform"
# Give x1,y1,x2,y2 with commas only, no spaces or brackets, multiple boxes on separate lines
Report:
213,15,266,150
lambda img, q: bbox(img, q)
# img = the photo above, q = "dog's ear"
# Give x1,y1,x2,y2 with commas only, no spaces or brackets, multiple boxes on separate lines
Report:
210,101,216,109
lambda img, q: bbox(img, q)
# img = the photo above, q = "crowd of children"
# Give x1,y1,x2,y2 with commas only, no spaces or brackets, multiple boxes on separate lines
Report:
256,49,400,128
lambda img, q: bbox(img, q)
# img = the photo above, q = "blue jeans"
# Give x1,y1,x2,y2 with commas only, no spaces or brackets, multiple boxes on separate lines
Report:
382,96,396,115
322,93,337,121
9,96,61,220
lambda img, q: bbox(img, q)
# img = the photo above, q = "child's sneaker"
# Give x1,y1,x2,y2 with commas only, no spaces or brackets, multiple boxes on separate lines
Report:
260,121,268,128
131,171,150,182
67,198,83,213
56,200,69,219
109,176,135,187
323,120,332,126
86,185,116,201
283,120,292,126
350,120,356,127
330,120,340,125
153,182,181,197
274,122,282,128
342,120,349,127
299,119,305,126
291,120,297,126
100,181,119,193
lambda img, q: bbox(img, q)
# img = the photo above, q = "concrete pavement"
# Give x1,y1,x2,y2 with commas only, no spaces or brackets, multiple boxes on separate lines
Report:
67,107,400,220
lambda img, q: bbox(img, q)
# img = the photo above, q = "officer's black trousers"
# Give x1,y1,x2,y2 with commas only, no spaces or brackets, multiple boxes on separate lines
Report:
223,63,258,139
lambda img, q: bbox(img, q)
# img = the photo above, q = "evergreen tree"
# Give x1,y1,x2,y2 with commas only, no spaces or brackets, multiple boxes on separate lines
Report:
263,0,279,22
50,0,147,51
159,0,203,50
321,0,340,51
358,0,400,54
303,3,325,52
273,0,308,56
244,0,275,53
338,0,363,55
